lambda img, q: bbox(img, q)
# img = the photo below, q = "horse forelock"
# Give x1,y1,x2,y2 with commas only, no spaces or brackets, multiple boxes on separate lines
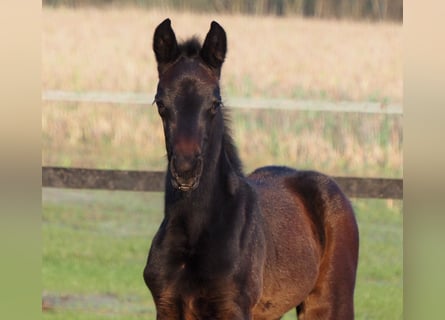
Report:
178,37,202,58
158,37,218,85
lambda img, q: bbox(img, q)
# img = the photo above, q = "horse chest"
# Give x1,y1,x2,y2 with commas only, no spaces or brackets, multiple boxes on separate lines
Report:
146,218,238,291
145,190,263,318
146,234,244,319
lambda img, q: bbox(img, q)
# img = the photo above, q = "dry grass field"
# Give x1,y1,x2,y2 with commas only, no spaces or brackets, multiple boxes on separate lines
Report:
42,7,402,101
42,7,402,177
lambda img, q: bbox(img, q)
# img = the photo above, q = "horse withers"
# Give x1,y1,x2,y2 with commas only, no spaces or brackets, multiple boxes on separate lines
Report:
143,19,359,320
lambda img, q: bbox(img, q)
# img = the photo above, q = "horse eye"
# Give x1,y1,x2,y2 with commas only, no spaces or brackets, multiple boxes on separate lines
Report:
156,100,168,117
210,101,222,115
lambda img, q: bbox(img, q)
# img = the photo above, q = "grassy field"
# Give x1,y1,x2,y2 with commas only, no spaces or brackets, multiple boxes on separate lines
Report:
42,101,402,178
42,188,402,319
42,7,402,319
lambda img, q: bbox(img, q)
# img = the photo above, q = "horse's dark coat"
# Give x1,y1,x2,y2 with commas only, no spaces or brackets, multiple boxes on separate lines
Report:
143,19,359,320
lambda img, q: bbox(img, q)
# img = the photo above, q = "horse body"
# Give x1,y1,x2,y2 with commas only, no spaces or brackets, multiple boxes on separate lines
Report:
248,167,358,319
143,19,359,320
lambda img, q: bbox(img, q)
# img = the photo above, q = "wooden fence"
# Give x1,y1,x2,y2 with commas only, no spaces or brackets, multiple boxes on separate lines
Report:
42,91,403,199
43,90,403,114
42,167,402,199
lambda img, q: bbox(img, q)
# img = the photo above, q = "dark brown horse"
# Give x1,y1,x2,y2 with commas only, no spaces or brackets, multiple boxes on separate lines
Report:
143,19,359,320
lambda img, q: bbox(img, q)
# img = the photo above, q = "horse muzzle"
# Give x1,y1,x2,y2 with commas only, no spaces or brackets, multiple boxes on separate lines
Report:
170,154,203,192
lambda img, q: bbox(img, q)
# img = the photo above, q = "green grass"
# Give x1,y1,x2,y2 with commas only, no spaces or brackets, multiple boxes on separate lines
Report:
42,189,162,319
42,188,402,319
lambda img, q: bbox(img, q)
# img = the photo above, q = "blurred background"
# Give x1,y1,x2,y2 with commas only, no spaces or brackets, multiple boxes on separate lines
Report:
42,1,403,319
43,0,403,21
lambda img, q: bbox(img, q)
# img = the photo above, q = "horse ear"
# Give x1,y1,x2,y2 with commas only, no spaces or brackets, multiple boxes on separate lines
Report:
200,21,227,76
153,18,179,75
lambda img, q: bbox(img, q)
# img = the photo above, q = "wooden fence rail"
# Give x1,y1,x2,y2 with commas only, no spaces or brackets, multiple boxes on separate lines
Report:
42,167,403,199
42,90,403,114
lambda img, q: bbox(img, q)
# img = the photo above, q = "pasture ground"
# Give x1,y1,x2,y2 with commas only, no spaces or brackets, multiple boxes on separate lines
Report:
42,188,402,319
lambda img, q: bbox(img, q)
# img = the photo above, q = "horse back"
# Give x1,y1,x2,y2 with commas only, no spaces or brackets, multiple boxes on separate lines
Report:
247,165,357,250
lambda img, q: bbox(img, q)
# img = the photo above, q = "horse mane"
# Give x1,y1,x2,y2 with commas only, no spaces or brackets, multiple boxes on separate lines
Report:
222,109,244,177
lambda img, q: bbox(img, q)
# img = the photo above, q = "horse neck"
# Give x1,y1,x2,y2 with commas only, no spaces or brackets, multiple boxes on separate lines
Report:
200,128,243,193
164,131,243,239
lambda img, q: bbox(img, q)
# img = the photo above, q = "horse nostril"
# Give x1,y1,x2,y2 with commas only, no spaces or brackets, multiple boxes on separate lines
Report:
172,155,199,175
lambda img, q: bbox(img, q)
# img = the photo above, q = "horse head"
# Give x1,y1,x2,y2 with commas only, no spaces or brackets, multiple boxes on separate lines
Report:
153,19,227,192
